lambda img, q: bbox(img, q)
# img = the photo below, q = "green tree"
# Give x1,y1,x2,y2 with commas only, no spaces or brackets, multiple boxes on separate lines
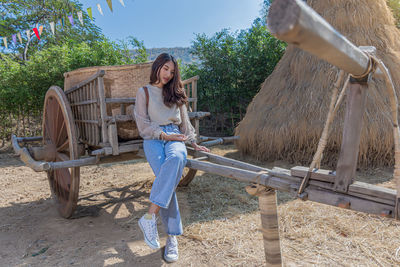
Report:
183,18,286,135
0,0,102,60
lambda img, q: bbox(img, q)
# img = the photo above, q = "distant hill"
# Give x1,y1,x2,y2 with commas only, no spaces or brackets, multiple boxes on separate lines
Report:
132,47,197,65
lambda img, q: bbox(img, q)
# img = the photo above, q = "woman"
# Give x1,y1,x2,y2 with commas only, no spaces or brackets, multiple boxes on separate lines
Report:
134,53,209,262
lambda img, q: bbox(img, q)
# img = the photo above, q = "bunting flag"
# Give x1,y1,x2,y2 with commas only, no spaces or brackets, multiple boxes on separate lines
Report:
2,2,131,45
3,37,8,49
33,28,40,40
17,33,22,44
68,15,74,26
97,4,104,15
87,7,93,20
50,22,55,35
12,34,17,45
106,0,113,12
77,11,84,25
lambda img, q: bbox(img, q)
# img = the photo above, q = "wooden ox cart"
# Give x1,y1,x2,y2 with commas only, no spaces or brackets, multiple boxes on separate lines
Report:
11,62,218,218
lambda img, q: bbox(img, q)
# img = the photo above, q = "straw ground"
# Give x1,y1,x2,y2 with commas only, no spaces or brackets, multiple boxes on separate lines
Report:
1,145,400,266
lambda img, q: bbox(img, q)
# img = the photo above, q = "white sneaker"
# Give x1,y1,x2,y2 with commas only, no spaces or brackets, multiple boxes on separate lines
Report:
164,235,179,262
138,214,160,249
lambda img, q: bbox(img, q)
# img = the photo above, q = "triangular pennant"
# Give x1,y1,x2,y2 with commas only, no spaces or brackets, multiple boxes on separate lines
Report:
3,37,8,49
97,4,104,15
87,7,93,20
26,30,31,41
106,0,113,12
12,34,17,45
68,15,74,26
77,11,84,25
33,28,40,40
17,33,22,44
50,22,55,35
119,0,125,7
39,25,43,35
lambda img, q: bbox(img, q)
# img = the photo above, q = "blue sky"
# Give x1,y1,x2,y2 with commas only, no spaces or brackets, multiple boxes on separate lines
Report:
80,0,264,48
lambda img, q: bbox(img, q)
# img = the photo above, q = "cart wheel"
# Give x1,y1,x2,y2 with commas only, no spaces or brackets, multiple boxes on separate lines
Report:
178,155,198,187
43,86,80,218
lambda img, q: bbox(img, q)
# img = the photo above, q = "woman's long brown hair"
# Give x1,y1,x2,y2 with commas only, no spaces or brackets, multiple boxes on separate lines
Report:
150,53,188,107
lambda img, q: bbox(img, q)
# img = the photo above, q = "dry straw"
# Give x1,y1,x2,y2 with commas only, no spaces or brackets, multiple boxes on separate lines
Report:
235,0,400,167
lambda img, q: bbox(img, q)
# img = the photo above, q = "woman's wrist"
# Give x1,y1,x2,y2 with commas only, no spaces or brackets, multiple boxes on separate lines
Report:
160,132,166,140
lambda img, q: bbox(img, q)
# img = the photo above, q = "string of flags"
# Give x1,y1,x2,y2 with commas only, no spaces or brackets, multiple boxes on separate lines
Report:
1,0,126,49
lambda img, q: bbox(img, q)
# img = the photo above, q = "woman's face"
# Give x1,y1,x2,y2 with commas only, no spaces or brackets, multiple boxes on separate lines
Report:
158,61,175,86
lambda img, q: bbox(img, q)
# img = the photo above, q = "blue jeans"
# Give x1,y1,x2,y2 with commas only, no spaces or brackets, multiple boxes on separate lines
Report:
143,124,187,236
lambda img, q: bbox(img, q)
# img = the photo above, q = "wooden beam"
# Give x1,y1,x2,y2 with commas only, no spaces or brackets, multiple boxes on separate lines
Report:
97,76,109,144
267,0,374,77
291,166,396,205
334,82,368,192
64,70,105,93
291,166,335,183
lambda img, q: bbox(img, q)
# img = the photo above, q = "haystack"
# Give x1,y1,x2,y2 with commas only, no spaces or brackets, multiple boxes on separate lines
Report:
235,0,400,167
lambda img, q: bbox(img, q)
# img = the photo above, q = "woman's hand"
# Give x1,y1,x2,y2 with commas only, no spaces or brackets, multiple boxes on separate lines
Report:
191,142,210,152
161,132,187,142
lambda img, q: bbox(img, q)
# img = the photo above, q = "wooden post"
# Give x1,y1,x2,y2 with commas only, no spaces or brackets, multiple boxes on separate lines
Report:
334,81,368,192
246,184,282,266
97,76,108,145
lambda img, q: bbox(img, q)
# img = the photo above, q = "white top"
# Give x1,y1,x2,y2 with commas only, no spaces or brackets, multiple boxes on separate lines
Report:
134,84,196,143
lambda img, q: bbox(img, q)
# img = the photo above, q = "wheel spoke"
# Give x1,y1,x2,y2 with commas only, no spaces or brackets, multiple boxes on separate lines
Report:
45,98,57,143
56,121,66,146
44,116,55,144
57,139,69,153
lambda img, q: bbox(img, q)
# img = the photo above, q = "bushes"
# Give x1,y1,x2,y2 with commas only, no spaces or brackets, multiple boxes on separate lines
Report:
0,37,147,145
182,19,286,135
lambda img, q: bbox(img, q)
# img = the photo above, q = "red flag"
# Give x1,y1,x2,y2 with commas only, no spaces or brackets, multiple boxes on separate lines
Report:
33,27,40,40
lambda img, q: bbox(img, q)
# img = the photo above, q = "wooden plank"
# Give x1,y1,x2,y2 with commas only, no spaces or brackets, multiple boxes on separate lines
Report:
272,167,333,192
201,136,240,147
97,76,108,144
188,147,270,173
188,111,210,119
291,166,335,183
105,98,135,104
267,0,369,77
92,80,99,146
108,124,119,155
89,82,94,145
182,75,199,85
186,159,293,192
64,70,105,93
70,99,97,106
291,166,396,203
349,181,396,202
305,185,394,217
74,119,99,125
334,82,368,192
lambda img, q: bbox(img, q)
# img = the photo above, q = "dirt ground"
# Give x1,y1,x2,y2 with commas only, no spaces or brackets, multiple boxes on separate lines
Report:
1,145,400,266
